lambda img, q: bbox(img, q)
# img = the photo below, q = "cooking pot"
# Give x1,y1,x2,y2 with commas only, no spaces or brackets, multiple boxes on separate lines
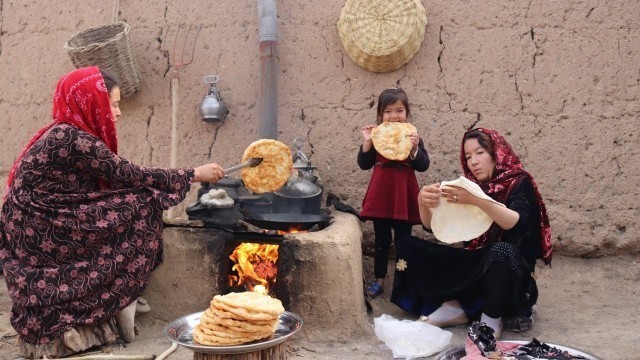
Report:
238,195,273,216
272,171,322,215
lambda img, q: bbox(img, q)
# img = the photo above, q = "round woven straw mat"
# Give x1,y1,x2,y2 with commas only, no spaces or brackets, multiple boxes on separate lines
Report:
338,0,427,73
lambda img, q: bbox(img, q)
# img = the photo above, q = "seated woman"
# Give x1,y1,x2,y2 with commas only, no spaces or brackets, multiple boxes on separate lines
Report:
390,128,552,338
0,67,225,358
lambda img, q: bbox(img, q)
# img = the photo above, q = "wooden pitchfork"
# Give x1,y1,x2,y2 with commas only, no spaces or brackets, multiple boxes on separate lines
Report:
162,24,202,219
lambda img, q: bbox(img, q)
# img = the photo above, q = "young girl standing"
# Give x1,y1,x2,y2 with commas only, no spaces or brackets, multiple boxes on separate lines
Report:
358,88,430,298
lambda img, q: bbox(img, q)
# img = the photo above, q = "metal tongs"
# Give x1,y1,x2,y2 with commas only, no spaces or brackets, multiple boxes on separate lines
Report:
223,157,263,174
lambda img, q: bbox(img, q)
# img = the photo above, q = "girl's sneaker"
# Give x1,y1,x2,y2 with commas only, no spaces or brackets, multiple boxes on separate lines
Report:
367,282,384,298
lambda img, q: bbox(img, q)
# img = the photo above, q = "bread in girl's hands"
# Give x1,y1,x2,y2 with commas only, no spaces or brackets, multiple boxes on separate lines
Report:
371,122,416,160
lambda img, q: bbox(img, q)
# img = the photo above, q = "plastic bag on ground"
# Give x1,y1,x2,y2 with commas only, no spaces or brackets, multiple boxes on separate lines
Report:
374,314,453,359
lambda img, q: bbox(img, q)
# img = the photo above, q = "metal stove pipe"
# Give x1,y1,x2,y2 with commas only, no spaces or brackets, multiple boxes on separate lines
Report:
257,0,279,140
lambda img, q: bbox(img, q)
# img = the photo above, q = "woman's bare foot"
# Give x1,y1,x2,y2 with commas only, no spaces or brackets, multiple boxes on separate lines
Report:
116,300,137,343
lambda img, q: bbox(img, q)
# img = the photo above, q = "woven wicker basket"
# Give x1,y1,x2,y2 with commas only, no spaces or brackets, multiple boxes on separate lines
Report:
64,22,141,97
337,0,428,73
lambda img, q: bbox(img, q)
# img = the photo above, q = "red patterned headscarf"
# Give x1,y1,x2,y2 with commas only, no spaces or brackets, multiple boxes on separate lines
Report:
5,66,118,197
460,128,552,264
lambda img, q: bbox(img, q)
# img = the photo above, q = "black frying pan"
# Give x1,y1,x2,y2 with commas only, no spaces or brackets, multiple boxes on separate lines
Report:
244,213,331,231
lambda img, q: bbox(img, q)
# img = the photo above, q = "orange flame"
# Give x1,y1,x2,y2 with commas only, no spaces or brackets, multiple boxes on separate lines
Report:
228,243,279,294
276,224,308,235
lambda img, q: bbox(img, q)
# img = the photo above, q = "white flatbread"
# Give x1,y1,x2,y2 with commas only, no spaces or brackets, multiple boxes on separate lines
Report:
430,176,505,244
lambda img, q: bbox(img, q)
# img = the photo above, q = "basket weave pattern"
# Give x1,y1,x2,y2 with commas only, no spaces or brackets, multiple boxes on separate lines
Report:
338,0,428,73
64,22,141,97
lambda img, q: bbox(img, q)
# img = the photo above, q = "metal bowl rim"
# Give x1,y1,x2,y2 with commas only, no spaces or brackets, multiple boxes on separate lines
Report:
436,340,601,360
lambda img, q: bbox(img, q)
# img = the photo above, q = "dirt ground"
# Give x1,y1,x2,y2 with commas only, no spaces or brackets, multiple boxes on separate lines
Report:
0,254,638,359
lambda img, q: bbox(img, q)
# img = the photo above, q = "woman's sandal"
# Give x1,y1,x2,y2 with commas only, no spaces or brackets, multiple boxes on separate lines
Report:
366,282,384,298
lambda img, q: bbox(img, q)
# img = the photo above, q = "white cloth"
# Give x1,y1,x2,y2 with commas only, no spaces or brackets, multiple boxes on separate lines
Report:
374,314,452,359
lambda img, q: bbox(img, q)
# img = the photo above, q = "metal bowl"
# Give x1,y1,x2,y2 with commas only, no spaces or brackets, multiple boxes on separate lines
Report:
163,311,303,354
436,340,601,360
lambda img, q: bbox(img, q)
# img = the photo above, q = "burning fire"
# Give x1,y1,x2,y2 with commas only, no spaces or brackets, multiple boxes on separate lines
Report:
228,243,279,294
276,224,308,235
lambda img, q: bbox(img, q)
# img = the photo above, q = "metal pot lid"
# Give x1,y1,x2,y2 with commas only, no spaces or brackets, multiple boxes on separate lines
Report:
275,177,321,198
216,177,242,188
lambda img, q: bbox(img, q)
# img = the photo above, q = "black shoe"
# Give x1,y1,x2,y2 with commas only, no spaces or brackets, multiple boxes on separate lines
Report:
503,305,536,332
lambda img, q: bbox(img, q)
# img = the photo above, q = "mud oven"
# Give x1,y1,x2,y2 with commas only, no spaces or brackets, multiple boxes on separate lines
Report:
145,211,369,342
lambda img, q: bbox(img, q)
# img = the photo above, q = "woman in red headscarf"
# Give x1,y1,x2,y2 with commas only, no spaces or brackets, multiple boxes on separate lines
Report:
390,128,552,339
0,67,224,357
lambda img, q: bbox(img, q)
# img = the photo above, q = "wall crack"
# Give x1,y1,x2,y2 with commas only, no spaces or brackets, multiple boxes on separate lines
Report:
530,28,541,84
306,127,315,159
586,7,595,18
514,69,524,114
437,26,453,110
531,28,541,67
146,106,156,165
0,0,4,57
207,127,220,159
161,1,171,78
467,113,482,131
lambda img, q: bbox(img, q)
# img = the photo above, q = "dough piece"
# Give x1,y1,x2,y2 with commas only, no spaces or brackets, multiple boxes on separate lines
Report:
241,139,293,194
200,189,234,208
430,176,506,244
371,122,417,160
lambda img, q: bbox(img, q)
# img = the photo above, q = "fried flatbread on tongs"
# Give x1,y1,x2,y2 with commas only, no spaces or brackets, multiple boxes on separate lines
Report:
241,139,293,194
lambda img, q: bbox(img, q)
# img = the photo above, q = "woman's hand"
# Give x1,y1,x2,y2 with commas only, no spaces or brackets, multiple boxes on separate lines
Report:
193,163,224,183
418,183,442,209
441,184,520,230
418,183,441,228
440,185,476,205
361,124,375,152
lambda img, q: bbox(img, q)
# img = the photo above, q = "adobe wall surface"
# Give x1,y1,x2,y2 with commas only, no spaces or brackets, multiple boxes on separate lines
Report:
0,1,638,257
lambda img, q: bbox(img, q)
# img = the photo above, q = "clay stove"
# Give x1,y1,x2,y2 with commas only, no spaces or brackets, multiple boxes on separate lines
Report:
147,212,368,342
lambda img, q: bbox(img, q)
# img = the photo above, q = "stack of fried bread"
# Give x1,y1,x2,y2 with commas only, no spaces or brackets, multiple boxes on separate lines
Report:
193,291,285,346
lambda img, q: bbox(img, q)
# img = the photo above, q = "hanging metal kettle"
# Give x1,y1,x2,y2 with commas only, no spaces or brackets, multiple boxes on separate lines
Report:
199,75,229,122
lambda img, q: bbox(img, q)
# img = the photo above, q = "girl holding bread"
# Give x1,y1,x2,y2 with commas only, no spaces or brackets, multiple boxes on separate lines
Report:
357,87,430,299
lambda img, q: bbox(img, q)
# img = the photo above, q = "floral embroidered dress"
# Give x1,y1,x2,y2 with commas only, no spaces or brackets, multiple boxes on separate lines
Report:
0,67,194,345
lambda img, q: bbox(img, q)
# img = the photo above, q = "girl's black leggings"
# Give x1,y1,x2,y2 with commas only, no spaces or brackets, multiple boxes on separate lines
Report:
372,219,412,280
